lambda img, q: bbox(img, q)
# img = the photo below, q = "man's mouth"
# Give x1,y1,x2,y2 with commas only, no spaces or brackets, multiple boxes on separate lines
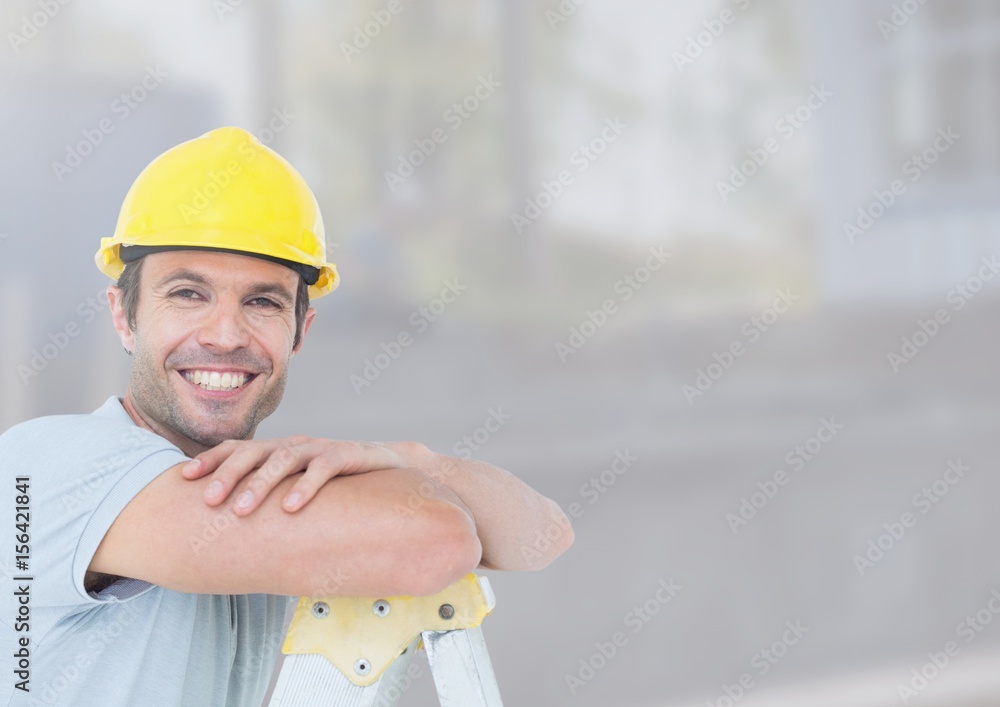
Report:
180,369,257,392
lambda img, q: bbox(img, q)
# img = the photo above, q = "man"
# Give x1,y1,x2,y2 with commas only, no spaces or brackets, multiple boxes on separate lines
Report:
0,127,573,706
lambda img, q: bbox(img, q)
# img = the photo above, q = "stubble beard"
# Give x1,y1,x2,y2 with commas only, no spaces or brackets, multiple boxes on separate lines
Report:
128,333,288,449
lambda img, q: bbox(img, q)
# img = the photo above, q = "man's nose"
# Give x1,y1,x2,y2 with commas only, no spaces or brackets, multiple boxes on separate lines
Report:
196,299,251,351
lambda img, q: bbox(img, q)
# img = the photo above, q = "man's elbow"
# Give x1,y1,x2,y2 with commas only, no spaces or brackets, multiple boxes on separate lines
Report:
514,502,576,572
407,501,482,596
292,500,482,599
537,517,574,569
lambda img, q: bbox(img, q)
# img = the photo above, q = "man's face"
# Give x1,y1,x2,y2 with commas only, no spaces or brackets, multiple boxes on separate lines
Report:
110,250,314,452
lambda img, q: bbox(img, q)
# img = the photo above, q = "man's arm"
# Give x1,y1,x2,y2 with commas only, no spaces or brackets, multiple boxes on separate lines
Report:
89,463,482,597
405,445,575,571
182,437,575,572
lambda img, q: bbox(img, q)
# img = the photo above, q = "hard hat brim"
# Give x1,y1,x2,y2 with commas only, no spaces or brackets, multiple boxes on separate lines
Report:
96,236,339,299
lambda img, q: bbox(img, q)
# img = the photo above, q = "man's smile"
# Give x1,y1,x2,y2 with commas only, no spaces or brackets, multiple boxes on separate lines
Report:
178,368,259,394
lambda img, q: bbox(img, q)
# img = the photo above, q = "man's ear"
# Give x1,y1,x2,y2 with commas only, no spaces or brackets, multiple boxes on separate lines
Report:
292,308,317,356
107,285,136,355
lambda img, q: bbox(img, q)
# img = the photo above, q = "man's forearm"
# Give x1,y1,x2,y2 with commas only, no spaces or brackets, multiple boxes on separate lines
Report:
184,436,571,573
398,445,575,571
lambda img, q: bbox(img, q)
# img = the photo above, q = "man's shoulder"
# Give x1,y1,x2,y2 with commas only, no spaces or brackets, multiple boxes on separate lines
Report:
0,410,98,448
0,397,172,464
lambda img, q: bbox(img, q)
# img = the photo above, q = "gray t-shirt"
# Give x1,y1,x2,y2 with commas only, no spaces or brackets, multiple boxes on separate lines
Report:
0,396,291,706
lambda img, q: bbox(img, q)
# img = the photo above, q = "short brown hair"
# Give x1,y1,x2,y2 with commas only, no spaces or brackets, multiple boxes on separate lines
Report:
116,256,311,349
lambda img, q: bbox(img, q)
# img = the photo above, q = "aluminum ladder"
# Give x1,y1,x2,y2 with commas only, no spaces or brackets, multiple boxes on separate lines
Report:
266,573,504,706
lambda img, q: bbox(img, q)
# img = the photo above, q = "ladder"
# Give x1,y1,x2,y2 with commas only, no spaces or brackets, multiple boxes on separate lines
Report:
266,574,504,706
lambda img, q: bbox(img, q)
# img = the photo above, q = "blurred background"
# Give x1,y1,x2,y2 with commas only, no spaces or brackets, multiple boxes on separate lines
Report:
2,0,1000,704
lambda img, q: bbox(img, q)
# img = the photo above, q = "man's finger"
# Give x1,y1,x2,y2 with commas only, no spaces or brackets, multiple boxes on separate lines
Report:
335,441,406,475
192,439,249,476
231,442,318,516
237,441,396,515
181,457,211,479
282,457,342,512
202,440,279,505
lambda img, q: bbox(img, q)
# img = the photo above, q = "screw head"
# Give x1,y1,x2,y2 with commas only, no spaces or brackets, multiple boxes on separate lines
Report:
312,601,330,619
354,658,371,676
373,599,391,617
439,603,455,620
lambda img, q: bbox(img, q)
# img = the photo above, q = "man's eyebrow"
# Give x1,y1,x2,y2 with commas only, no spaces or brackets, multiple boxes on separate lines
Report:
155,270,212,289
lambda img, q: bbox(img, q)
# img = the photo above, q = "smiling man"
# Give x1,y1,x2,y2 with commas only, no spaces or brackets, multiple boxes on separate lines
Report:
0,127,573,706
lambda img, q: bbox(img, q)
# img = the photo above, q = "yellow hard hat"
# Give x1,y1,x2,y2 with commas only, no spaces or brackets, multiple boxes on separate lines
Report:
95,126,339,299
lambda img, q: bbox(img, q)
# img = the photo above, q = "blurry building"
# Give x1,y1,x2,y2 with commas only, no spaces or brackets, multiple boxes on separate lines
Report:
814,0,1000,301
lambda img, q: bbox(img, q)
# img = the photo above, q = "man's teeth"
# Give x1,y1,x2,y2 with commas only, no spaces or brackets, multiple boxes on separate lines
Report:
182,370,249,391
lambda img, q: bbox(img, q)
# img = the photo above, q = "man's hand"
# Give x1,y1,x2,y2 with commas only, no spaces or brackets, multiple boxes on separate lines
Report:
182,436,424,515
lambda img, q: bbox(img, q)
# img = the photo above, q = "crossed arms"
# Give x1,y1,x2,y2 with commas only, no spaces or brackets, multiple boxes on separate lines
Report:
89,438,574,597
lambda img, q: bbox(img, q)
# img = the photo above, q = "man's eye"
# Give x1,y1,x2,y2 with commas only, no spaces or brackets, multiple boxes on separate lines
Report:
249,297,281,309
171,289,201,300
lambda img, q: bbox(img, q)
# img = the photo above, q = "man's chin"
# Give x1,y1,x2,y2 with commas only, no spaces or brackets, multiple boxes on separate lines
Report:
164,403,254,447
181,421,253,448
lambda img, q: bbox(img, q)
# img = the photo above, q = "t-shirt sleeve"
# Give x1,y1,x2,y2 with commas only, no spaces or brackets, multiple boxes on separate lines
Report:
0,413,189,609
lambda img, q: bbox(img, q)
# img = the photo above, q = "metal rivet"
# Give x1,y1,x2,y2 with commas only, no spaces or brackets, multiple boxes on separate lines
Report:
439,604,455,620
354,658,371,676
373,599,391,617
312,601,330,619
